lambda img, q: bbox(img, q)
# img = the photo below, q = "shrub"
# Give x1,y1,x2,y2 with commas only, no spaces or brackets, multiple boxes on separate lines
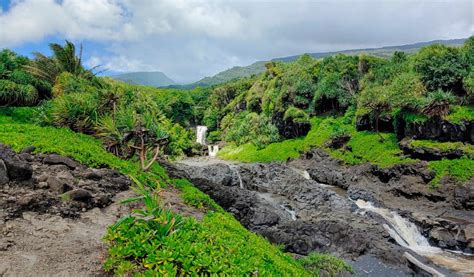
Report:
413,44,467,93
222,112,280,149
0,79,38,106
299,252,354,277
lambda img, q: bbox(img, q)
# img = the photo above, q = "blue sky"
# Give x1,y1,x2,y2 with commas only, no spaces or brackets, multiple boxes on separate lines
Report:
1,0,472,83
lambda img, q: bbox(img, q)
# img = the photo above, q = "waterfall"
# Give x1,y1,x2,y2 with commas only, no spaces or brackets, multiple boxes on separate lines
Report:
289,167,311,180
196,126,208,145
280,205,297,221
229,165,244,189
354,199,474,275
208,145,219,157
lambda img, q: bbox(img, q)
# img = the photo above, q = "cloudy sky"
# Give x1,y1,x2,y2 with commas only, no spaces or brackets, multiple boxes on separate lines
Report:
0,0,472,83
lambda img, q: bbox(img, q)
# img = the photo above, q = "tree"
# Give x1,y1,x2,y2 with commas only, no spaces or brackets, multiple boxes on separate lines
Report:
413,44,467,94
25,40,94,85
97,105,169,171
358,86,391,141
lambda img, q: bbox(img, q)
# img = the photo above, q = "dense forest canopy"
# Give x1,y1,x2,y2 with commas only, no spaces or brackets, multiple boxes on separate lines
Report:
1,37,473,172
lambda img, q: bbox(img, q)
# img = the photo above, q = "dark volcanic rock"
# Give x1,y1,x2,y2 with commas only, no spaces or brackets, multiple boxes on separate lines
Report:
64,189,93,202
0,144,33,181
356,114,394,132
43,154,78,169
0,160,9,185
399,139,464,161
20,146,36,154
168,159,405,267
453,180,474,210
290,148,473,255
0,144,130,221
401,118,473,143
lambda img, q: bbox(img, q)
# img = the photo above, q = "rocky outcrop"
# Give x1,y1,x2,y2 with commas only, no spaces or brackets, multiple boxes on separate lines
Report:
167,160,406,267
0,144,33,181
399,139,465,161
356,114,394,133
272,111,311,139
0,144,130,221
291,149,474,254
400,118,473,143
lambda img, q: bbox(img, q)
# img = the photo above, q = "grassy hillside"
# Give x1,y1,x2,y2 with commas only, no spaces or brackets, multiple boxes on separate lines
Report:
204,37,474,186
0,107,331,276
111,71,176,87
182,38,467,88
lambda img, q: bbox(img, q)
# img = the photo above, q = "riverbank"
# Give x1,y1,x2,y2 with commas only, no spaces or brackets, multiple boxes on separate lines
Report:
166,155,474,276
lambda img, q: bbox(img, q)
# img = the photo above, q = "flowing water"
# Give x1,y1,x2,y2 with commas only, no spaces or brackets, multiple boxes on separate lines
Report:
208,145,219,157
354,199,474,276
280,205,297,221
196,126,208,145
229,165,244,189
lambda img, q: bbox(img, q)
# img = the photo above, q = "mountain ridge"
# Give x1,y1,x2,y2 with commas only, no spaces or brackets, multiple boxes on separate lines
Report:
172,37,467,89
111,71,176,87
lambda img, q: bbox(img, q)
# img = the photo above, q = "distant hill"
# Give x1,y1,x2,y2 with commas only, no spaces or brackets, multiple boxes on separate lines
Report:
179,38,467,89
111,71,176,87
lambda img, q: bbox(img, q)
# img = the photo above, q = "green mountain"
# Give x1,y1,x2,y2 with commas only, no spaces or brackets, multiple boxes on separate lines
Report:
111,71,176,87
181,38,467,89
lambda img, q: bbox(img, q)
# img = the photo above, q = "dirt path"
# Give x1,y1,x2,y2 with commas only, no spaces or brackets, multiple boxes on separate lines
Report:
0,190,135,277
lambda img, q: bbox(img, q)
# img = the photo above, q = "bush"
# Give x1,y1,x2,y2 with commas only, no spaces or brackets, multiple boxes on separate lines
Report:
414,44,467,93
52,72,97,97
299,252,354,276
222,112,280,149
0,79,38,106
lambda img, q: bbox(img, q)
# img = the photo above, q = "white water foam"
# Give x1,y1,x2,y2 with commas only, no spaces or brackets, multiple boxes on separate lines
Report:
196,126,208,145
354,199,474,275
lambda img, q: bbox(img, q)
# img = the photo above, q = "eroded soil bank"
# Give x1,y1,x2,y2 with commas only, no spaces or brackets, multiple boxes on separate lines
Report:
165,152,474,276
0,145,133,276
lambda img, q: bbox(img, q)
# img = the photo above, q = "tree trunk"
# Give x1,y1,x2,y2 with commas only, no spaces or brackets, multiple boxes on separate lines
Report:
375,114,384,142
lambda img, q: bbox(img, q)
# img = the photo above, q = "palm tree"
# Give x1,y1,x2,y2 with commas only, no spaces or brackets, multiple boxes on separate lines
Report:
24,41,93,85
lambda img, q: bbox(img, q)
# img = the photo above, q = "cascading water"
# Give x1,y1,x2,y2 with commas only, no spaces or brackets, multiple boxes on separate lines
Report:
229,165,244,189
196,126,219,157
354,199,474,276
208,145,219,157
196,126,208,145
280,205,297,221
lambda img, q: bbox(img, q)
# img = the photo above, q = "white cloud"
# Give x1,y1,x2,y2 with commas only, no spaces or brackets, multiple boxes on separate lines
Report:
0,0,472,82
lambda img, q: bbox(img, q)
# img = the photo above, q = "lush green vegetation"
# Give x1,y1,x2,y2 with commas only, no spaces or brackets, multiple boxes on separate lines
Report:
206,37,474,185
219,116,412,168
1,36,473,275
0,108,336,275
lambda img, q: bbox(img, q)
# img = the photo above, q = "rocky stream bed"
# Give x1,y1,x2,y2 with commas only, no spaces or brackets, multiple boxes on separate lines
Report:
165,150,474,276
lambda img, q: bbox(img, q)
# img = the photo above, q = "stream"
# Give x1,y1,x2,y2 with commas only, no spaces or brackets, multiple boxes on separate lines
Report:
169,156,474,276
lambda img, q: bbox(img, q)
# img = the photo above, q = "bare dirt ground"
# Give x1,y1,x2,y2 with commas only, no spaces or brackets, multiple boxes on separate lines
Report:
0,190,135,277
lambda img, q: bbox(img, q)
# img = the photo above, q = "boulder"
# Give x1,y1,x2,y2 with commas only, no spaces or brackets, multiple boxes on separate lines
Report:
43,154,78,169
399,139,464,161
64,189,92,202
47,176,73,194
20,146,36,154
0,144,33,181
453,180,474,210
0,160,9,185
402,118,473,143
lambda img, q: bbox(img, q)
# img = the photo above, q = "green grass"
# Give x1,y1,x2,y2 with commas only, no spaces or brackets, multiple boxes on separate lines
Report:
0,107,337,276
445,105,474,124
429,157,474,186
220,116,412,168
173,179,224,212
219,138,305,162
219,115,474,186
411,139,474,158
